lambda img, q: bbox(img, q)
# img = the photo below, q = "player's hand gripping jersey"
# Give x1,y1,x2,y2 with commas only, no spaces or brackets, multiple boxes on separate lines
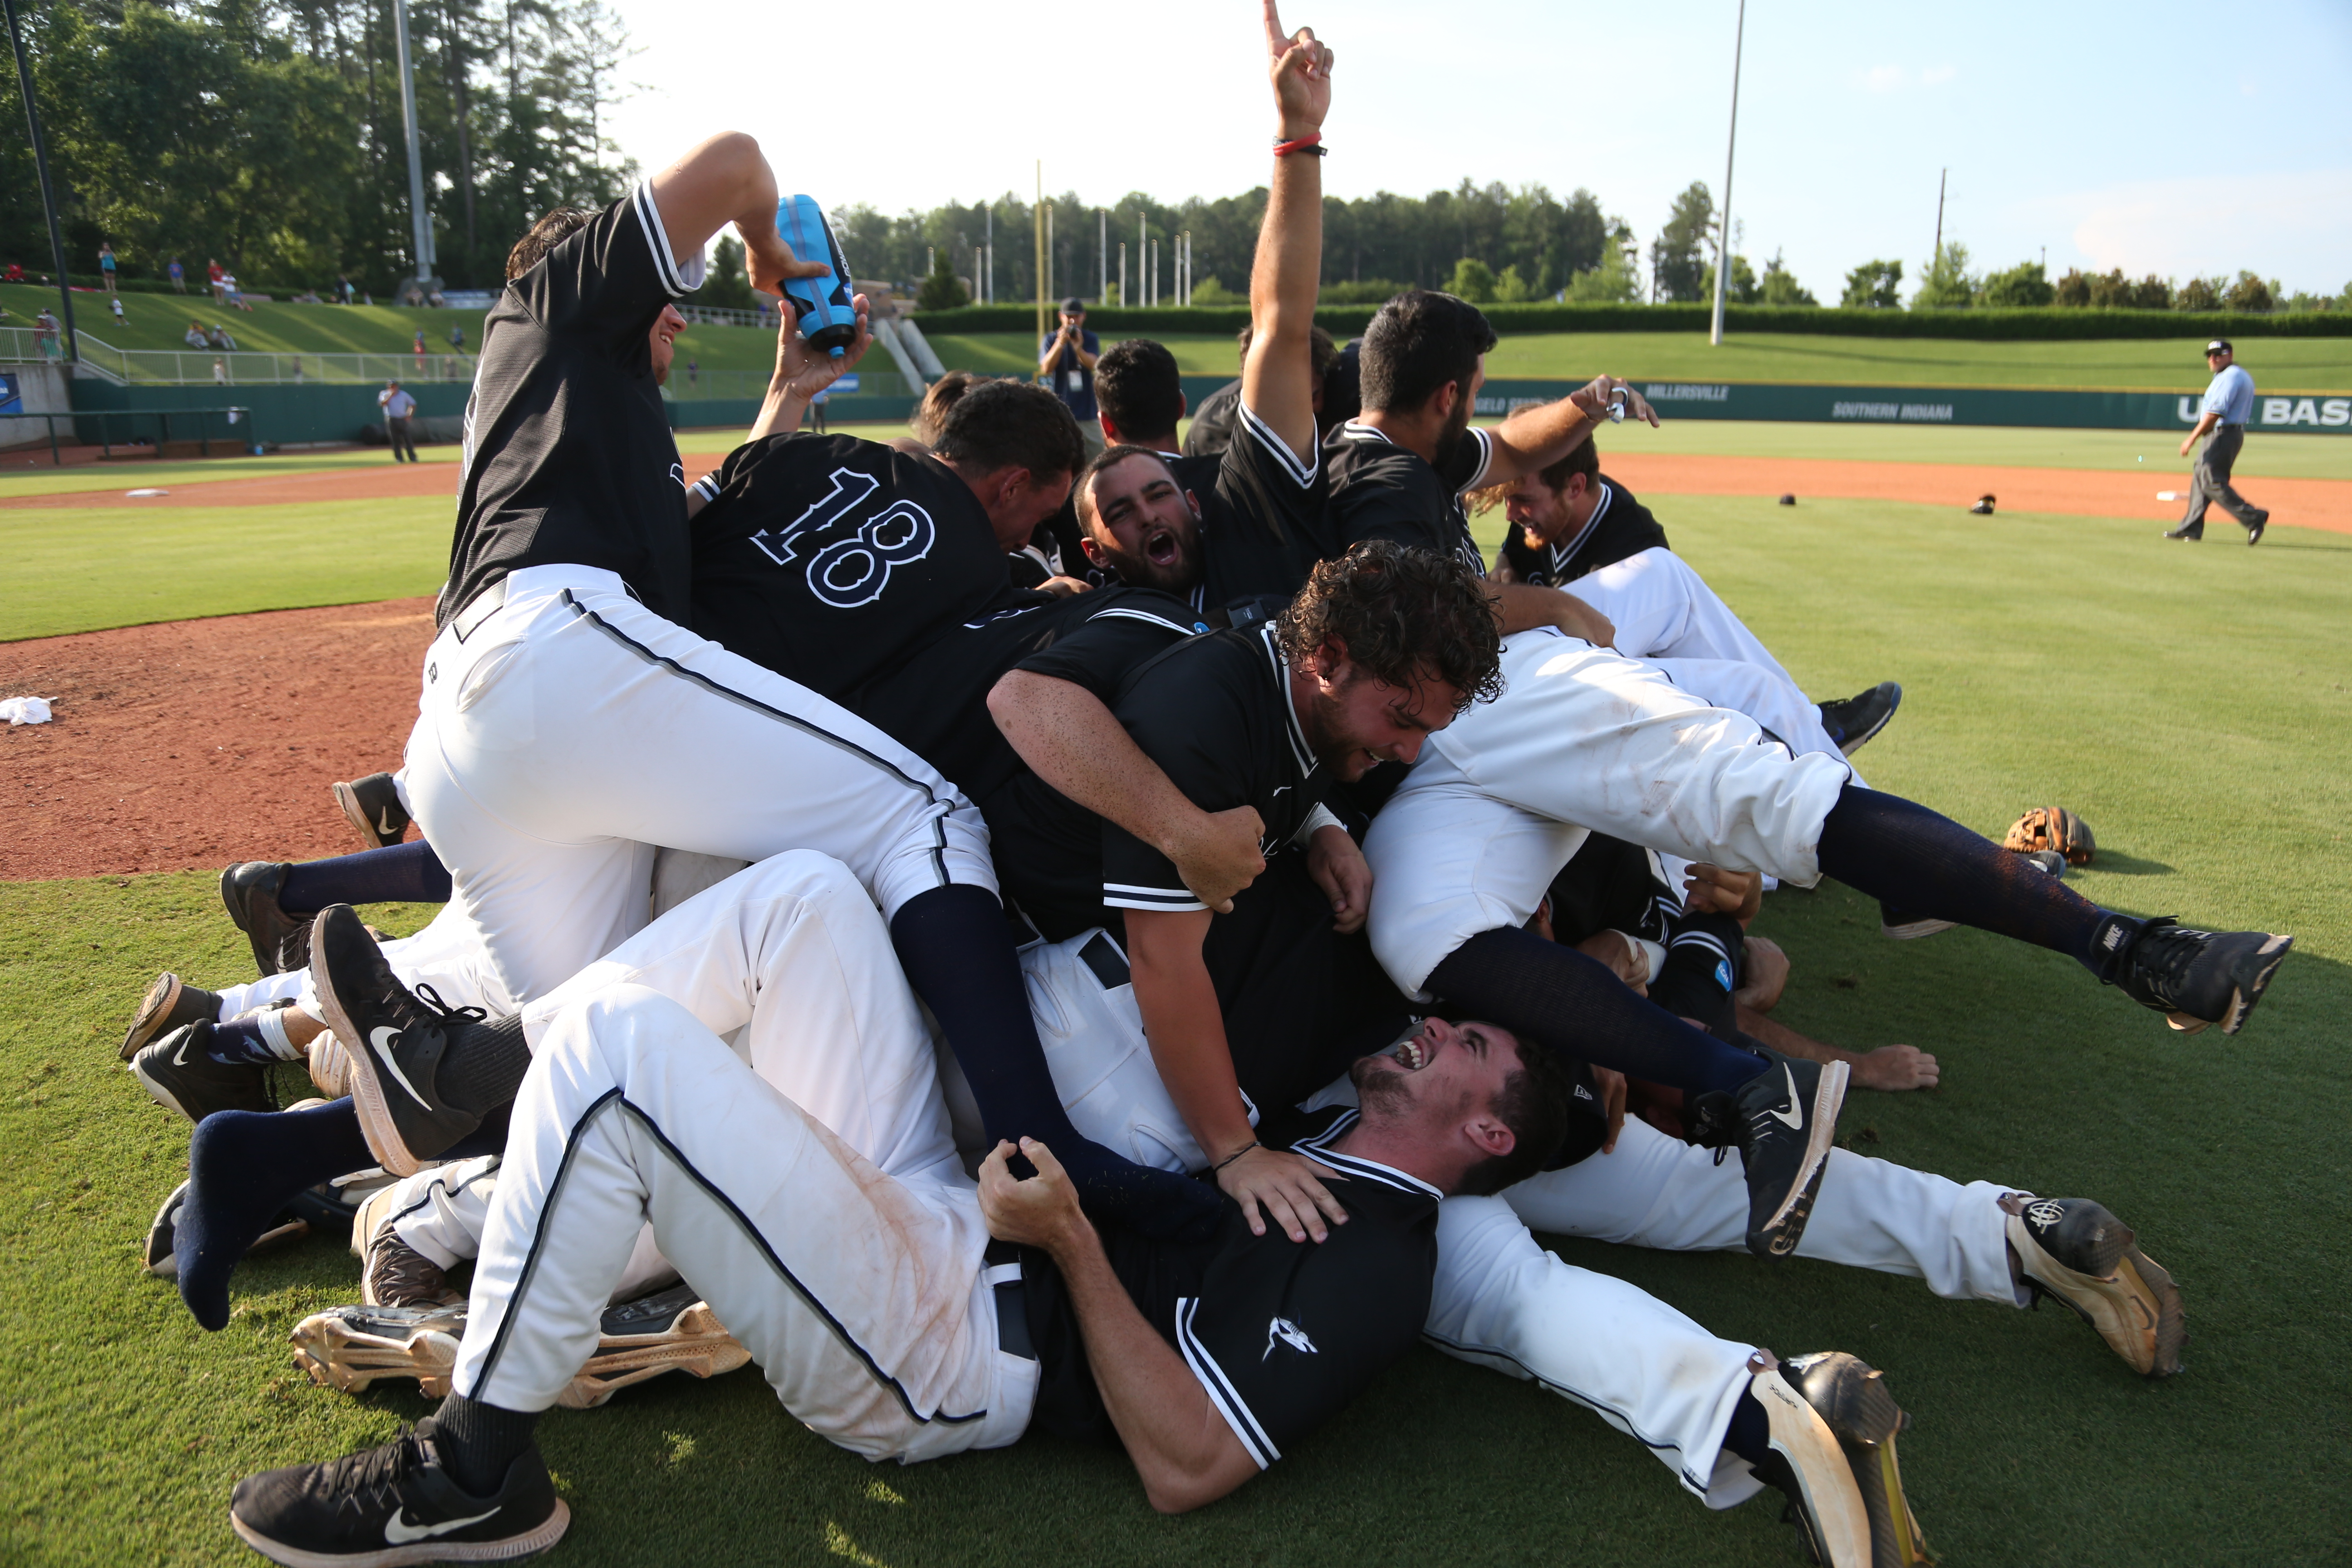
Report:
1018,1105,1438,1465
688,431,1054,699
444,183,702,627
1324,420,1494,577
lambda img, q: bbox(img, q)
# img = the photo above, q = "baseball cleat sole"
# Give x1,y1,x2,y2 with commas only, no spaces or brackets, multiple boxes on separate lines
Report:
1880,918,1957,941
1786,1352,1933,1566
121,971,218,1062
2008,1199,2186,1377
290,1304,464,1398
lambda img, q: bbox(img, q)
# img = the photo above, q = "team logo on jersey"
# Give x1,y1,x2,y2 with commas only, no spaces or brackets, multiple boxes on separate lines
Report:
1264,1318,1318,1360
1714,958,1735,992
749,467,936,609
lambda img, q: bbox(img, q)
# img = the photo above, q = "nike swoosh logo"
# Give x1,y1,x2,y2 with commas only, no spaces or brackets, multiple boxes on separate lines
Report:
1766,1065,1804,1131
376,805,400,837
384,1505,499,1544
371,1025,437,1109
172,1034,196,1067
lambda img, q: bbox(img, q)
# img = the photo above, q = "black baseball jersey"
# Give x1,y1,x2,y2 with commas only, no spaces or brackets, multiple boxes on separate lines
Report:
1496,476,1670,587
841,587,1207,807
1181,377,1244,459
1098,623,1327,917
1161,401,1329,614
687,431,1050,700
1019,1105,1440,1466
1324,420,1494,576
442,182,697,628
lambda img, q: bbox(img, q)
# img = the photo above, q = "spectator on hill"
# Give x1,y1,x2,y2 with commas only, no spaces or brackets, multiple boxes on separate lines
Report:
1039,295,1102,451
184,320,207,349
686,356,698,386
378,378,419,463
412,328,427,369
207,259,225,301
6,262,25,284
98,241,118,292
336,274,355,305
110,295,127,324
34,307,61,360
168,256,186,293
207,323,237,352
211,357,227,385
448,324,466,354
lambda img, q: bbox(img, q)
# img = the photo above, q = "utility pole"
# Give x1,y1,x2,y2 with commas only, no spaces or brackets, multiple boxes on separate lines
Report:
1044,162,1054,369
392,0,435,285
984,204,993,304
1932,168,1947,274
1098,208,1106,304
1708,0,1747,346
1138,213,1147,306
1118,241,1127,308
2,0,76,362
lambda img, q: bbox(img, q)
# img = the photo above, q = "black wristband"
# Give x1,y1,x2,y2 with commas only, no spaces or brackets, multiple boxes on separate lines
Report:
1212,1141,1262,1173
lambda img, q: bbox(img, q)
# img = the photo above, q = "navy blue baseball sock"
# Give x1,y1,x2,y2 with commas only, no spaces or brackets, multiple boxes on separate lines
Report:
1813,785,2141,975
201,1015,296,1066
1723,1385,1773,1469
278,839,452,918
177,1098,373,1330
176,1099,511,1330
890,885,1221,1241
1427,924,1768,1098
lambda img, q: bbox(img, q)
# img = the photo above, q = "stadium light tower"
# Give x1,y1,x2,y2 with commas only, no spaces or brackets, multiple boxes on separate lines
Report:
3,0,77,361
1708,0,1747,347
392,0,435,284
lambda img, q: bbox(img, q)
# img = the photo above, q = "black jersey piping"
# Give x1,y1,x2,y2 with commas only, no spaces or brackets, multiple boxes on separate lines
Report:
473,1086,988,1426
559,590,955,889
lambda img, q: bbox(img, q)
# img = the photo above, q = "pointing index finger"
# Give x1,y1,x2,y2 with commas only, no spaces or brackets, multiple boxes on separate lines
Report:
1263,0,1288,55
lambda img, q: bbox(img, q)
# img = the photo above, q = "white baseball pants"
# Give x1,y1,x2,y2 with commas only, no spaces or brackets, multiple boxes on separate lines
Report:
1365,631,1853,998
402,563,994,1014
452,984,1033,1463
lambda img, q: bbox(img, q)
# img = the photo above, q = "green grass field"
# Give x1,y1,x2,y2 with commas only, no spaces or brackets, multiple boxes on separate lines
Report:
930,329,2352,392
3,466,2348,1563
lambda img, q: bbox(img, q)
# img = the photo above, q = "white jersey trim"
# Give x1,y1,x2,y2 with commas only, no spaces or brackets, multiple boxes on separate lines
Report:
1544,480,1612,578
1175,1296,1279,1469
1102,881,1207,913
631,180,695,299
1256,623,1317,777
1290,1109,1443,1199
1235,397,1320,489
1087,605,1209,636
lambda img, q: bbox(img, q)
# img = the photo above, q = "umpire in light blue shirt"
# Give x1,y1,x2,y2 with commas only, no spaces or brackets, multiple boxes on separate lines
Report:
2165,338,2269,545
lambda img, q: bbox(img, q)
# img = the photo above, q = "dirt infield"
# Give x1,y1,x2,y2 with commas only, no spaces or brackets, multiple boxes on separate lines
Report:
8,447,2346,533
0,452,728,511
0,598,434,881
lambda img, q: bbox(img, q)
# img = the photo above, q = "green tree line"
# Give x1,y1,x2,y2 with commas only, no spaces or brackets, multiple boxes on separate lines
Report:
0,0,633,295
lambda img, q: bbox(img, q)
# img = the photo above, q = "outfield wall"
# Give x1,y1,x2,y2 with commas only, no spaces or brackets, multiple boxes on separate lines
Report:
1462,379,2352,433
64,377,473,447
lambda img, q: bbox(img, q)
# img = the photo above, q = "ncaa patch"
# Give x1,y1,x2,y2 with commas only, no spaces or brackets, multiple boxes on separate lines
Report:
1714,958,1735,992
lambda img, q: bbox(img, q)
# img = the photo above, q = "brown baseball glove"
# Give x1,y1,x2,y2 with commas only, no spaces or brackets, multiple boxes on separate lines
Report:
2004,807,2095,866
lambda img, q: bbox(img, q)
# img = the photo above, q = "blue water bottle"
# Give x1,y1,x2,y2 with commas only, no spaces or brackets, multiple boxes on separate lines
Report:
775,195,857,358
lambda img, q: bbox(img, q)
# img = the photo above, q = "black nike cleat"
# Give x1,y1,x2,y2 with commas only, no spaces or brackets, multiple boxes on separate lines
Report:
1692,1050,1849,1258
130,1024,275,1123
143,1180,306,1279
334,772,412,851
228,1417,568,1566
221,861,310,977
311,905,486,1176
121,971,222,1061
2106,917,2293,1035
2161,523,2203,541
1816,682,1902,757
2244,510,2268,546
2005,1194,2185,1377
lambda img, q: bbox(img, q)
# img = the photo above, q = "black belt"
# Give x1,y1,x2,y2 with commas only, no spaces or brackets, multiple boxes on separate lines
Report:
448,577,506,642
1078,931,1130,990
984,1238,1034,1361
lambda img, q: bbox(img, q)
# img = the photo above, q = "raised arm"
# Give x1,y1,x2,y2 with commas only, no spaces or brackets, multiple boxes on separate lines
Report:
746,291,875,441
988,670,1266,912
1239,2,1333,463
1480,375,1659,487
978,1140,1256,1513
647,132,823,295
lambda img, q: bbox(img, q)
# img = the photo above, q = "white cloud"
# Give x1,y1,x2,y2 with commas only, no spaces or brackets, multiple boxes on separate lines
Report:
1861,64,1906,92
1921,64,1958,85
2029,169,2352,284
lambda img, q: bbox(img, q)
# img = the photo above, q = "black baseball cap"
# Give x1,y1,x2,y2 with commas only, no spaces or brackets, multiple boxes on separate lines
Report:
2205,338,2232,356
1061,297,1086,314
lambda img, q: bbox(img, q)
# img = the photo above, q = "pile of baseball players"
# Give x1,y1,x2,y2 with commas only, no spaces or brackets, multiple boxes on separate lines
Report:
103,11,2293,1565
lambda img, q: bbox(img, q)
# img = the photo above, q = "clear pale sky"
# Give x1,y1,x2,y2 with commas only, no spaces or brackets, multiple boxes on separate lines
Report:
599,0,2352,303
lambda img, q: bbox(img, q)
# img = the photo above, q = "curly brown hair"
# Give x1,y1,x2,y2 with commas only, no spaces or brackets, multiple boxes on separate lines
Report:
1275,541,1504,711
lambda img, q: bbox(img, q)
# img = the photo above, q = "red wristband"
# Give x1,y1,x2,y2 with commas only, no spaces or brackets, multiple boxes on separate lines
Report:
1272,133,1325,157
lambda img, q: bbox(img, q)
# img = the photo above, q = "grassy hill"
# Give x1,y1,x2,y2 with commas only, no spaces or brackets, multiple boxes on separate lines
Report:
0,283,783,376
926,328,2352,392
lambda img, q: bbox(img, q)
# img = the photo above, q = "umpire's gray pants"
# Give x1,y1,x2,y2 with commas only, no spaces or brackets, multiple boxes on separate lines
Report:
2181,426,2264,528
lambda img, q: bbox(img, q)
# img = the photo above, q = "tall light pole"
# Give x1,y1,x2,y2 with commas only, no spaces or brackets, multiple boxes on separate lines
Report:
2,0,75,361
392,0,435,285
1098,208,1106,304
1708,0,1747,346
1033,162,1046,372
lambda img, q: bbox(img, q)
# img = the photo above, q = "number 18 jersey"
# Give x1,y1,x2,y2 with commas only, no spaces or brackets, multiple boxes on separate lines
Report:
689,431,1049,699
